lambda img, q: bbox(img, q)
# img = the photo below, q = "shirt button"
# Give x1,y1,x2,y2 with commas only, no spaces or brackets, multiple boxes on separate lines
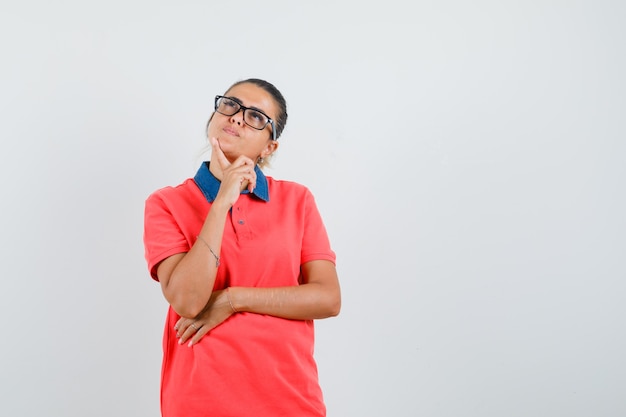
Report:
238,220,245,225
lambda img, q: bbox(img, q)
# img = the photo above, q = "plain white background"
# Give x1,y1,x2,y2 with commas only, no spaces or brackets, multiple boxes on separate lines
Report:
1,1,624,416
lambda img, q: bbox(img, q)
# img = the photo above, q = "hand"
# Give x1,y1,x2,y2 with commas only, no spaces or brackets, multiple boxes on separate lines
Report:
210,137,257,207
174,289,235,347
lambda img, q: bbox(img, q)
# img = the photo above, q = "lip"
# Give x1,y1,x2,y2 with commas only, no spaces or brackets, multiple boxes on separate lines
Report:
223,126,239,136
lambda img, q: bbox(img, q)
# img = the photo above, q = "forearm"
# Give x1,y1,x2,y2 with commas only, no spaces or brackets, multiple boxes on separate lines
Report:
229,282,341,320
162,201,230,317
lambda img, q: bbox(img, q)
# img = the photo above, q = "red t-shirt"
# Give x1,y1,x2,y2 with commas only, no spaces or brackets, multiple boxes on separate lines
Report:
143,163,336,417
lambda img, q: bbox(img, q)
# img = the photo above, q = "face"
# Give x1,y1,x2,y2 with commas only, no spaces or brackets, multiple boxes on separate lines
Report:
207,83,279,163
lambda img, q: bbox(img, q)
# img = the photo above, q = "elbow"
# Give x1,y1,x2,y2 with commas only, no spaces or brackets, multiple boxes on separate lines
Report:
327,304,341,318
323,292,341,318
161,274,211,319
172,303,204,319
166,292,207,319
330,298,341,317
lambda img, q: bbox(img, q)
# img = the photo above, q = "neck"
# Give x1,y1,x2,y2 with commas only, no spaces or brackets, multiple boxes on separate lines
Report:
208,160,224,181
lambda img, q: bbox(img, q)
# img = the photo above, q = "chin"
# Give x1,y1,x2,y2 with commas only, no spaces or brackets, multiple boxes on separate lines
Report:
219,146,239,162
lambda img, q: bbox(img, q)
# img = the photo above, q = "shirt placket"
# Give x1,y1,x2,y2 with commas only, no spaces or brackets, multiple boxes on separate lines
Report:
231,197,252,242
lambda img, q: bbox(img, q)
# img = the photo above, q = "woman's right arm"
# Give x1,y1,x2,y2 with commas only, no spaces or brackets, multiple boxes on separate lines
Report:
157,139,257,318
156,199,230,318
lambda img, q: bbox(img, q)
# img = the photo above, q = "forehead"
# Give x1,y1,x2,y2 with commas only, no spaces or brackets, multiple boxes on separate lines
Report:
225,83,278,119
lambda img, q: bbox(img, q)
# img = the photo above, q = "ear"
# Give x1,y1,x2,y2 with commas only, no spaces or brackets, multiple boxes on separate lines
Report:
261,140,279,158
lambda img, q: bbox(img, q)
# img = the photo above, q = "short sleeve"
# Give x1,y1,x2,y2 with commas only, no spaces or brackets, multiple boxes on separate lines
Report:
143,190,191,281
300,189,336,265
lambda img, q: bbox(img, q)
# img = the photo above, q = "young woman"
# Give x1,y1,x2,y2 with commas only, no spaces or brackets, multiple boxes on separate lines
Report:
143,78,341,416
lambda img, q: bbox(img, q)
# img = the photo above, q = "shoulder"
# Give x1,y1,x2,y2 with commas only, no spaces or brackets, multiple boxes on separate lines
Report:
145,178,200,207
266,176,311,195
265,176,320,210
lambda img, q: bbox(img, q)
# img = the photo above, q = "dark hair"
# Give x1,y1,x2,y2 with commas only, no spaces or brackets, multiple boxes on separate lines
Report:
225,78,288,140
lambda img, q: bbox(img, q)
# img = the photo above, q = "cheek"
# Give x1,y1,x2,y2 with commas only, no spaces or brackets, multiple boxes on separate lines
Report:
207,120,220,138
207,112,225,134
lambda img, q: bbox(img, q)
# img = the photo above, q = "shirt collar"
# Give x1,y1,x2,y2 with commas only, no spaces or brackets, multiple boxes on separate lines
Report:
193,161,270,203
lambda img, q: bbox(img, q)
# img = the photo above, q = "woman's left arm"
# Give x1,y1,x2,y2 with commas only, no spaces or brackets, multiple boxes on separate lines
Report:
231,259,341,320
175,260,340,346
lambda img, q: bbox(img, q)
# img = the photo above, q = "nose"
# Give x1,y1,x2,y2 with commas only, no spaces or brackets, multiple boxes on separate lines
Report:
230,109,244,125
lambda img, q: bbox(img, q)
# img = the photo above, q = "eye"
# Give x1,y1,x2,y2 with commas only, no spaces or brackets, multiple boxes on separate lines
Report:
222,98,238,109
248,110,266,123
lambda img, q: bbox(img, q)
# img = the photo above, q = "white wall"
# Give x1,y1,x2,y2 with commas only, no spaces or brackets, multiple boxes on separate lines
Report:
1,1,624,416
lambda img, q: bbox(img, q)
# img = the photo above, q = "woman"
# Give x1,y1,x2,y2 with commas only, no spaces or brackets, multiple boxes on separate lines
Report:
143,78,341,417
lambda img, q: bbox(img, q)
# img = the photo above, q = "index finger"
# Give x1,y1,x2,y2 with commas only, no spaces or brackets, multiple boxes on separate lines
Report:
210,137,231,169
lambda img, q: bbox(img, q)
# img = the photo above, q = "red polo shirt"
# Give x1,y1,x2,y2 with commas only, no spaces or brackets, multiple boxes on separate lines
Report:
144,162,336,417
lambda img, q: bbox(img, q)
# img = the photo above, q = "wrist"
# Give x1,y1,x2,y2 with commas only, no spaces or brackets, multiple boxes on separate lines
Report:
209,197,232,214
226,287,239,313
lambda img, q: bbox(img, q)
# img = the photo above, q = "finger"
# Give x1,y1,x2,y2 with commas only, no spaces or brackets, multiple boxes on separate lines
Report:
230,161,256,191
178,322,202,344
242,166,256,192
238,173,256,193
247,173,256,193
247,169,256,193
188,324,211,347
231,154,256,167
210,137,231,169
227,163,256,191
174,318,183,332
175,318,191,338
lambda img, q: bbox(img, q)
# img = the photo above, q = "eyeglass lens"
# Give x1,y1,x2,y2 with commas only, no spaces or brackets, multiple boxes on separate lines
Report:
216,97,269,131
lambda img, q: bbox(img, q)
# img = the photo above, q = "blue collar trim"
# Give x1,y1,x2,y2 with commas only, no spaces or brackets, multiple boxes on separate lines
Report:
193,161,270,203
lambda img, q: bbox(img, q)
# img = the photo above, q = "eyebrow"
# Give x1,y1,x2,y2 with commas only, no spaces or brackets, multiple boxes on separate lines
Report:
226,96,271,118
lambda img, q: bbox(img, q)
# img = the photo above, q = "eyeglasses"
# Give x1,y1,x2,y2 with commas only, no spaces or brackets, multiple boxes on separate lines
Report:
214,95,277,140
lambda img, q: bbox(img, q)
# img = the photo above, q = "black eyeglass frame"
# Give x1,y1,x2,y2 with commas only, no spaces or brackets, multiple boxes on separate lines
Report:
214,95,277,141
